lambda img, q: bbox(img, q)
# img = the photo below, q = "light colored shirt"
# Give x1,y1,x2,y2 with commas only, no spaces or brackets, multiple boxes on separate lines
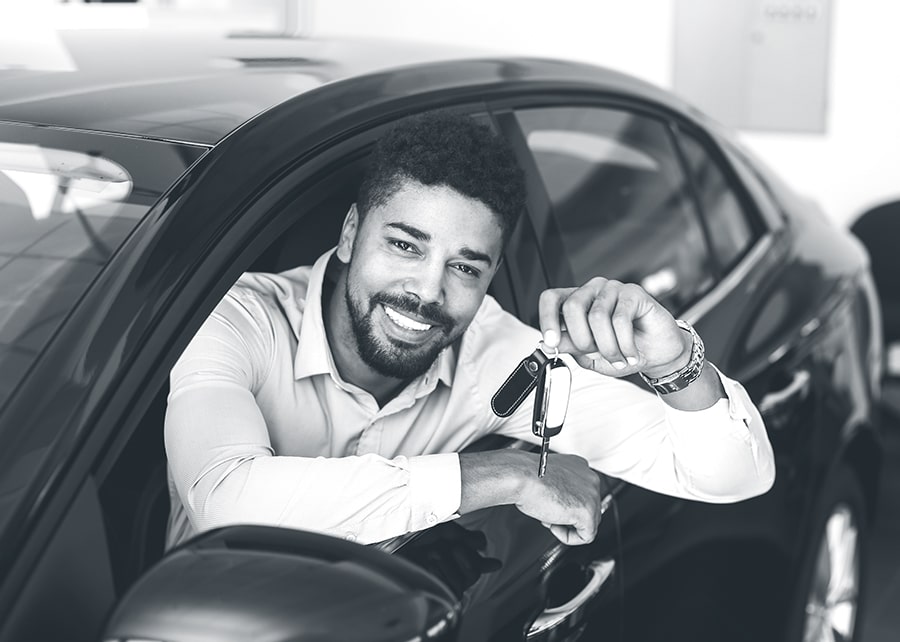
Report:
165,249,774,548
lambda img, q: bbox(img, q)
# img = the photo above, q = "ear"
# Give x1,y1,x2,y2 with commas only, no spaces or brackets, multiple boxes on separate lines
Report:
336,203,359,264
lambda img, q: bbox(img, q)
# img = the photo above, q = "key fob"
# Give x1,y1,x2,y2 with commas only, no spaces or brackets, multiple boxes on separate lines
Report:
532,357,571,439
491,346,549,418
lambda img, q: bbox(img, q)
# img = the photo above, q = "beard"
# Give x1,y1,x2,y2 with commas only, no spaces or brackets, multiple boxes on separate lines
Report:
344,284,459,380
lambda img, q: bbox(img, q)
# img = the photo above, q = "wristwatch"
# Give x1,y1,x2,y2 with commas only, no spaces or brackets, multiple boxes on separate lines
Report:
639,320,705,395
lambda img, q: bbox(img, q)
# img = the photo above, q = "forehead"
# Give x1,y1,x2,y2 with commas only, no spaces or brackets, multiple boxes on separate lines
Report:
364,181,504,258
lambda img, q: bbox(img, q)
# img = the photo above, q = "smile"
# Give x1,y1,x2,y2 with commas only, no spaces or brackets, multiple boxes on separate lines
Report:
383,305,433,332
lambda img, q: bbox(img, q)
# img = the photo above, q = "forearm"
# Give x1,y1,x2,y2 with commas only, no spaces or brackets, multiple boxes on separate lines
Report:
662,369,775,500
638,322,726,411
653,359,727,411
458,449,529,514
174,451,461,544
517,365,774,504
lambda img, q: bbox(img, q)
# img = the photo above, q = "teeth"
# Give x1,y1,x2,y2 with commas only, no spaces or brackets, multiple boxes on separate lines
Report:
384,305,432,332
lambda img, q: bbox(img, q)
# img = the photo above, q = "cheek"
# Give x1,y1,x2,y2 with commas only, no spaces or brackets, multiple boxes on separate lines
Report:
445,283,489,327
348,258,392,295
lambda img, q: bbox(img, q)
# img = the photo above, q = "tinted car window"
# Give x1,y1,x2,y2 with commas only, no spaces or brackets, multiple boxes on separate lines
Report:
516,106,715,314
677,131,757,270
0,124,206,408
721,140,785,229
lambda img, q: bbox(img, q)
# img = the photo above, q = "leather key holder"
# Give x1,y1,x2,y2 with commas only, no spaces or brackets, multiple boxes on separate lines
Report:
491,346,550,417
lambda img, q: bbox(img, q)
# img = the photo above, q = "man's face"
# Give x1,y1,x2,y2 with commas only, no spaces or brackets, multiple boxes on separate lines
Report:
336,180,505,380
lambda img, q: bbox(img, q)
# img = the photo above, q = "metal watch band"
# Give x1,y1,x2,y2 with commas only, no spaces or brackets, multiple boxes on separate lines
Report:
639,320,705,395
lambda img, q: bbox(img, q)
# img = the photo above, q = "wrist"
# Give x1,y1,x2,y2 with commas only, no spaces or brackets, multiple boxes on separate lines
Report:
507,449,535,503
639,320,706,395
459,449,532,513
640,323,694,379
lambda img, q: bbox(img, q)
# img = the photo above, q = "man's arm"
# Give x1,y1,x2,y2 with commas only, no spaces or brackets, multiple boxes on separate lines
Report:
165,291,463,546
524,277,774,502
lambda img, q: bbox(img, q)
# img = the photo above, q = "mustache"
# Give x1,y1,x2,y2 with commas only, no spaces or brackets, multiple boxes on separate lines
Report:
373,292,454,328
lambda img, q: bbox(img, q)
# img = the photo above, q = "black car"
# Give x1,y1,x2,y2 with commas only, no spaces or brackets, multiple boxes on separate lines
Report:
0,30,884,642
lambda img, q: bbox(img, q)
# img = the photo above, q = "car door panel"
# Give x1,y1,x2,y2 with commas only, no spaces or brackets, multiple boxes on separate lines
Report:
1,478,115,642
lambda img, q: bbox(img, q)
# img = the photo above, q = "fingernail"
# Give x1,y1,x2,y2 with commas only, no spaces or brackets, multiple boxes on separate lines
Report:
543,329,559,347
626,357,639,366
611,361,626,370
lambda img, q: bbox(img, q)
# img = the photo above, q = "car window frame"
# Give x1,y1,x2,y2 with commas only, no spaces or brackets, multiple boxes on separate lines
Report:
87,101,547,574
82,102,611,634
492,96,722,316
669,121,767,275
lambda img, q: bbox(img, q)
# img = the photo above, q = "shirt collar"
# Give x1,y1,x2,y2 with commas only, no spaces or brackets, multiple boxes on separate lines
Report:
293,248,456,390
292,249,339,381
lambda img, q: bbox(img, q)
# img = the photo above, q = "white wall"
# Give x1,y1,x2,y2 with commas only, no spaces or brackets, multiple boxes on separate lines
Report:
313,0,900,226
312,0,675,88
739,0,900,226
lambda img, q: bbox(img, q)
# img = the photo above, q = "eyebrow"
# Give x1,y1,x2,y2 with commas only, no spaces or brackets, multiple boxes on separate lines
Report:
387,222,430,242
458,247,494,267
386,222,494,267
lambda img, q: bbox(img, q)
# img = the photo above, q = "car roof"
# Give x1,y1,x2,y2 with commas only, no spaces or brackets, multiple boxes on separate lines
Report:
0,29,699,146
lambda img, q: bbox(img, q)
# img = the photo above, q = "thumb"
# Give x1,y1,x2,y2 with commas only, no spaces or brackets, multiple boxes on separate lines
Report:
548,523,594,545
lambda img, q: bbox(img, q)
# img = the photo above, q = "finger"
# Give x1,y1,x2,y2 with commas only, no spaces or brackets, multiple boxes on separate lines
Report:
551,330,582,356
570,353,595,371
538,288,577,347
611,286,642,367
586,282,627,369
570,351,627,378
580,353,629,377
548,523,594,545
560,283,606,353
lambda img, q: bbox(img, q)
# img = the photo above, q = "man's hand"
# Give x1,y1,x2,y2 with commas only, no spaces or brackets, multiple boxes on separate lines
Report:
515,452,604,545
459,450,604,545
538,277,692,380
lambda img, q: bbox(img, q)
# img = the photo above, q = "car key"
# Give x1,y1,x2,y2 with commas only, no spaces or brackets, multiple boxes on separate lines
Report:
490,342,571,477
532,349,571,477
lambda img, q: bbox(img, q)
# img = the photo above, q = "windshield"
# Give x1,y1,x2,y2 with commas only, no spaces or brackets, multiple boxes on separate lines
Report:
0,122,207,409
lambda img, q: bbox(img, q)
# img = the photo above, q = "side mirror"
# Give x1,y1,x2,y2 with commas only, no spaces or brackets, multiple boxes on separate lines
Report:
103,525,460,642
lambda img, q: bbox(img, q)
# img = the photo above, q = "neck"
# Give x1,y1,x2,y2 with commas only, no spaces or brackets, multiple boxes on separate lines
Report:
323,267,408,407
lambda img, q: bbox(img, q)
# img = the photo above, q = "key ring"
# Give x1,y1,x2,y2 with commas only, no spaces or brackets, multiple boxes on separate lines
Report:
538,341,559,360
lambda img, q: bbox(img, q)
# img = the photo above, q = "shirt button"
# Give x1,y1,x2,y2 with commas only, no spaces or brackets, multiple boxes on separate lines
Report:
344,532,357,542
425,512,438,526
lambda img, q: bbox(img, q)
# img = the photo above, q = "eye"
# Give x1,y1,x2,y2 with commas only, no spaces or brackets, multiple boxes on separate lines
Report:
390,239,419,254
453,263,481,278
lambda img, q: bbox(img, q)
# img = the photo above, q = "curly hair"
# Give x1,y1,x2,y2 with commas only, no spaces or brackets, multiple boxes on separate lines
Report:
356,111,526,245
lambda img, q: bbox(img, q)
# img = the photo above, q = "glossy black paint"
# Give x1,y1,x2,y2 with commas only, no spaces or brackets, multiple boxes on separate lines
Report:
0,32,883,642
106,525,461,642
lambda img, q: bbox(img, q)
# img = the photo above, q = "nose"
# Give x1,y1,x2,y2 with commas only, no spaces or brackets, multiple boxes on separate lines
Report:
402,259,445,305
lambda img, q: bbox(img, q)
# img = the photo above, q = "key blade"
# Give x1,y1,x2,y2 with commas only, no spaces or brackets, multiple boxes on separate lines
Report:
538,435,551,477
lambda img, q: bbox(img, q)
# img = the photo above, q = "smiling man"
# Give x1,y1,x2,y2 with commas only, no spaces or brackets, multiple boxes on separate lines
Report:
164,112,775,549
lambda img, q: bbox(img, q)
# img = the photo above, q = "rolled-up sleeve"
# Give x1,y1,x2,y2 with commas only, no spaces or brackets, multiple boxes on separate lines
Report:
656,366,775,501
495,359,775,503
165,290,462,547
